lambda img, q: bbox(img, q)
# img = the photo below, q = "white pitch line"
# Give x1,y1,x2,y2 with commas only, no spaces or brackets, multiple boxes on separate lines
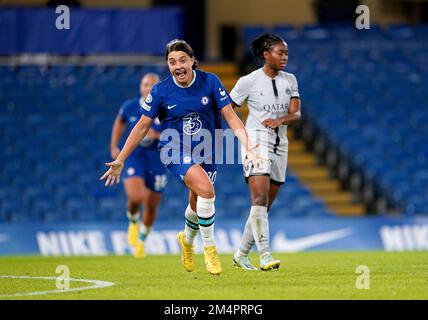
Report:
0,275,114,298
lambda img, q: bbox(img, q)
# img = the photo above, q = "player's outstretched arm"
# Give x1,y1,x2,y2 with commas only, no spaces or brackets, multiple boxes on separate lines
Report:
146,127,161,140
110,116,126,159
101,115,153,186
221,104,264,161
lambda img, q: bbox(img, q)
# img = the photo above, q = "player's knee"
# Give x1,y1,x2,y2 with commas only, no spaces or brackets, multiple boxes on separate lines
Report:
198,184,215,199
199,190,215,199
252,194,268,206
128,193,145,205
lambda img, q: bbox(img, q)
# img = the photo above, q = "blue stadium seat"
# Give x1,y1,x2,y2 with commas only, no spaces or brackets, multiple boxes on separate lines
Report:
386,24,416,39
242,25,269,46
302,24,331,40
287,30,427,216
272,25,301,42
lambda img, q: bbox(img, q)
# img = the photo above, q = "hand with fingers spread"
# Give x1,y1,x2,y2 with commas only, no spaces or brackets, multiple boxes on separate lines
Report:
103,111,153,187
245,144,269,161
262,118,282,129
100,159,124,186
244,144,270,173
245,144,260,161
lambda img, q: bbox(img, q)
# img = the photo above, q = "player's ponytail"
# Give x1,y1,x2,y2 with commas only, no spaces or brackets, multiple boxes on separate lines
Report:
251,33,285,62
165,39,198,69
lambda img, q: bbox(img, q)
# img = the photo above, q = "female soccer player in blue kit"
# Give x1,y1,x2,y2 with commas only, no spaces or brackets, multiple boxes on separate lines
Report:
110,73,167,258
101,39,264,275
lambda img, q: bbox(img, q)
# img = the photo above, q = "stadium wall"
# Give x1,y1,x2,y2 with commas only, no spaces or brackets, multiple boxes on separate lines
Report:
205,0,316,60
204,0,410,60
1,217,427,256
0,7,184,54
0,0,151,7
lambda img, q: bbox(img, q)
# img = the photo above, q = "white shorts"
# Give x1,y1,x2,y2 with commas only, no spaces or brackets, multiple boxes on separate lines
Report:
241,145,288,184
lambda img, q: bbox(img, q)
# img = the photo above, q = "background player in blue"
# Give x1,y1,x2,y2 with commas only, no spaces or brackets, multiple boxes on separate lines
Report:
101,39,264,275
110,73,167,258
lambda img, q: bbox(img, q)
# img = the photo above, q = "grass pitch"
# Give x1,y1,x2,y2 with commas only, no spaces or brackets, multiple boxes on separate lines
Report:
0,251,427,300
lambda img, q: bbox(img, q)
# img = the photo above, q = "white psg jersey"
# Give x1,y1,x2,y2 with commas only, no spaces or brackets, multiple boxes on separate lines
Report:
230,68,300,153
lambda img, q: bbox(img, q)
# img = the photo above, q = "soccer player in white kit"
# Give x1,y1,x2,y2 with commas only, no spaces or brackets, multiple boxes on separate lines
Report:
230,34,301,270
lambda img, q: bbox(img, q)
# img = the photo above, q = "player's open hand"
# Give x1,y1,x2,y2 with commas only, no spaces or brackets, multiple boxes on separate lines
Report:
100,159,124,186
245,144,258,161
262,118,281,129
244,144,270,174
245,144,269,162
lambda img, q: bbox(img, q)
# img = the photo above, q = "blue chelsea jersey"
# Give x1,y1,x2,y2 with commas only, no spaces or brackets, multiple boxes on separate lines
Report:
140,70,231,164
118,97,162,156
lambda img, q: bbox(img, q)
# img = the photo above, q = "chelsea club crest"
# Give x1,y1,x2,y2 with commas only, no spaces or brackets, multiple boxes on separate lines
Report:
201,96,209,105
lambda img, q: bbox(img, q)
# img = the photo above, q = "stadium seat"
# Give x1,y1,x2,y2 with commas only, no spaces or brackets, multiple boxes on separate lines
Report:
287,29,427,216
242,25,269,46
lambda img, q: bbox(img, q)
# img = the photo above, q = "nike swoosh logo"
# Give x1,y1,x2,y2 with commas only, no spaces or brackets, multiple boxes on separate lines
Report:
272,228,353,252
168,104,177,109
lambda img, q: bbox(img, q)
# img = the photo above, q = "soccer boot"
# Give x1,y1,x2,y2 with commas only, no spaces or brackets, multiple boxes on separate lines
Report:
176,231,195,272
233,254,257,271
259,252,280,271
204,246,222,275
134,240,145,258
127,222,139,247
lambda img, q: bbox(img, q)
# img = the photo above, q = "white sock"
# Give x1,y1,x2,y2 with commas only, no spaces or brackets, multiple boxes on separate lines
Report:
197,196,216,247
236,206,273,257
237,217,255,256
139,223,152,242
127,211,140,224
184,204,199,245
234,249,247,259
249,205,270,255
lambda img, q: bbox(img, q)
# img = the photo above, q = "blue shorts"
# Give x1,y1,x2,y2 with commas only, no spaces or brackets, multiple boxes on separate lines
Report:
166,161,217,187
122,155,167,193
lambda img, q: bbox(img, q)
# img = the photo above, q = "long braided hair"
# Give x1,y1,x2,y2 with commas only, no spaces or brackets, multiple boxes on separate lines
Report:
251,33,285,63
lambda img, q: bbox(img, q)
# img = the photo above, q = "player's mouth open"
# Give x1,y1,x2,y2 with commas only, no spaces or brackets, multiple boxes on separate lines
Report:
175,69,186,80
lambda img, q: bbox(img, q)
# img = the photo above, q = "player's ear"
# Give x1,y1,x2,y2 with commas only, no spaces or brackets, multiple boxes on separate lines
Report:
263,50,269,61
192,57,198,70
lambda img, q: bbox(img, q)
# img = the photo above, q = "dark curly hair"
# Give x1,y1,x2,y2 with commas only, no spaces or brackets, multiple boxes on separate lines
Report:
165,39,198,69
251,33,285,63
